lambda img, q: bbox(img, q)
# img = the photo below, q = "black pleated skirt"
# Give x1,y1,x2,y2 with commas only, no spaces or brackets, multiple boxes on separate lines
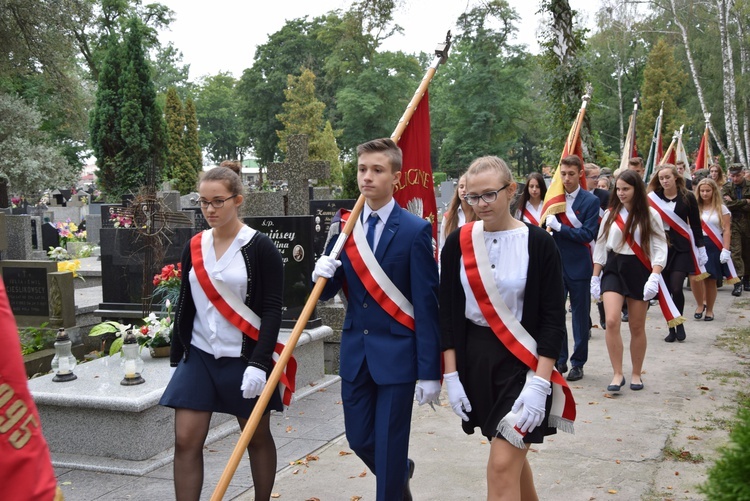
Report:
601,252,650,300
461,321,555,443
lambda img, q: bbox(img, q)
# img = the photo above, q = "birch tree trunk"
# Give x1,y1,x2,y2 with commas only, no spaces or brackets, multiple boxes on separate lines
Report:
717,0,746,164
734,8,750,165
668,0,731,161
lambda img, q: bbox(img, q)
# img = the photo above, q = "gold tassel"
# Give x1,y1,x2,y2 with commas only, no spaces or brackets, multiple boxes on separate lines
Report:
667,316,686,327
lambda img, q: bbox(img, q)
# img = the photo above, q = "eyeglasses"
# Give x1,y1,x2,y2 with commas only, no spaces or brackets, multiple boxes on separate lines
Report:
464,185,510,206
194,195,238,209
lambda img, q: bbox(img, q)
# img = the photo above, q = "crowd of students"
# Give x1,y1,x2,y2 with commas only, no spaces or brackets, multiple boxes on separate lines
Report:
9,142,747,501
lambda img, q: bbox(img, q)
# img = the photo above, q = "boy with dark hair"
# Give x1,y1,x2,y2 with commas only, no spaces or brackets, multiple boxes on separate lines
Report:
313,138,441,500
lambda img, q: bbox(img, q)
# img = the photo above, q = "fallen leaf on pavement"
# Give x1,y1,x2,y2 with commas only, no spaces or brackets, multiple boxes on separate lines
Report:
339,451,352,456
359,470,367,477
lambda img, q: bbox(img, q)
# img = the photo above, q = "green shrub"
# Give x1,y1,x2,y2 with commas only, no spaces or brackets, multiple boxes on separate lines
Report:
699,402,750,500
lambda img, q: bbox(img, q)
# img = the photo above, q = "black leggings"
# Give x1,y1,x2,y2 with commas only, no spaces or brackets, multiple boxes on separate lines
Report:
664,270,687,313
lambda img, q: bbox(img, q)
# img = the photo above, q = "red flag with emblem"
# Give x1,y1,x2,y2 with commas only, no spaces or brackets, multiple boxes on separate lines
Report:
393,89,438,260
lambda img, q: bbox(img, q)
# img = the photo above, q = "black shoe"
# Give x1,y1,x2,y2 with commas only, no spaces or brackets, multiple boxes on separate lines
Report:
733,283,743,296
607,377,626,392
555,362,568,374
744,278,750,291
630,380,644,391
675,324,686,342
717,278,723,288
567,366,584,381
665,327,676,343
403,459,415,501
694,305,706,319
622,312,629,322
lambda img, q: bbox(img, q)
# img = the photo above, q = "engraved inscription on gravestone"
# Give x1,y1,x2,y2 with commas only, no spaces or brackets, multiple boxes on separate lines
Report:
309,199,357,260
2,266,49,316
244,216,318,328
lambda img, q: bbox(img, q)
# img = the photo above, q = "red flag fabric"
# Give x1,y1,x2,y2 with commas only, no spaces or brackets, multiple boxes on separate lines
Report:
0,277,60,501
695,125,711,170
394,90,438,260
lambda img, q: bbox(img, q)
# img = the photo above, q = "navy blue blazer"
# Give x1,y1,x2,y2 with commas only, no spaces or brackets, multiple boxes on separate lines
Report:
548,189,600,280
319,202,441,385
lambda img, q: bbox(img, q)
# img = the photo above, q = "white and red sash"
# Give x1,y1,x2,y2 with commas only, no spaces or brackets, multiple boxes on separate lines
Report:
521,202,541,226
614,209,685,327
190,231,296,406
459,221,575,448
648,192,709,280
338,210,415,331
557,205,594,260
701,217,740,284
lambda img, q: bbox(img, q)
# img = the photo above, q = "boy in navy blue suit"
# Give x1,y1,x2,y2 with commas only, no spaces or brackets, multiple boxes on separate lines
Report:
313,138,442,501
544,155,600,381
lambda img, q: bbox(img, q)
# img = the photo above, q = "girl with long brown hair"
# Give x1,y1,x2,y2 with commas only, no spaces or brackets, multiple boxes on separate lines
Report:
592,170,668,392
439,174,476,251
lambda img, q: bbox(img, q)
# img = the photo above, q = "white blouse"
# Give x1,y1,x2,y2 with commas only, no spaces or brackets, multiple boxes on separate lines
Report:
516,201,543,224
189,225,256,358
593,207,668,268
701,205,730,234
460,225,529,325
439,205,467,250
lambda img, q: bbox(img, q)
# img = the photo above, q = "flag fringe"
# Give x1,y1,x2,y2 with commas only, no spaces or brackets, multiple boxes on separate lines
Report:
667,316,687,328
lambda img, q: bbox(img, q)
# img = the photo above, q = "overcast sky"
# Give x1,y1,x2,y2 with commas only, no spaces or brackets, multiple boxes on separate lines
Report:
156,0,600,80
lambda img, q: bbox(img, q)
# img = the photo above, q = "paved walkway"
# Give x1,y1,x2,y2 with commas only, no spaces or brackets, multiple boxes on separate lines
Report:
54,285,749,500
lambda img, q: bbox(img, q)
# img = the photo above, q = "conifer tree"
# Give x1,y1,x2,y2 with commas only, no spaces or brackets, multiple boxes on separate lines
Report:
164,87,188,183
182,98,202,193
89,35,125,196
637,39,688,148
118,17,166,194
276,68,341,186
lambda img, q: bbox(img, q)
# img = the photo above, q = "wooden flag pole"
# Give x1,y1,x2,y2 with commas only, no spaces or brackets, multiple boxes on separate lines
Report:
210,32,452,501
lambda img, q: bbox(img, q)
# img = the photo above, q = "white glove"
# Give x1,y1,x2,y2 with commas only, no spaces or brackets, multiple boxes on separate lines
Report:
698,247,708,267
312,255,341,282
444,372,472,421
590,275,601,302
643,272,660,301
169,366,177,381
240,366,267,399
545,215,561,232
720,248,731,264
511,376,551,434
415,380,441,406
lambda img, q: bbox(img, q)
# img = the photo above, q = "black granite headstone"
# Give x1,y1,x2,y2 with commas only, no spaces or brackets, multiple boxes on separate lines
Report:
182,207,209,231
2,266,49,316
309,199,357,261
100,204,123,228
98,227,194,307
41,222,60,251
31,220,38,250
244,216,317,328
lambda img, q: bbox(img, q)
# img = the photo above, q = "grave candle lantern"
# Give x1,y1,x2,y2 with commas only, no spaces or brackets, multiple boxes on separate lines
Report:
51,328,77,382
120,331,145,386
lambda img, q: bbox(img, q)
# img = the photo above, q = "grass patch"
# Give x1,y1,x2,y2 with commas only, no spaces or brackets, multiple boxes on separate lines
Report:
663,445,705,463
715,324,750,356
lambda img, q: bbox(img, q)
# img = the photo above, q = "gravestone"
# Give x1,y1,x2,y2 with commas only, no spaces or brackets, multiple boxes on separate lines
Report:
5,215,33,259
309,199,357,261
158,190,181,214
0,213,7,257
0,260,74,327
96,227,194,317
100,204,123,228
244,215,318,328
267,135,330,216
86,214,102,245
182,206,209,231
41,221,60,251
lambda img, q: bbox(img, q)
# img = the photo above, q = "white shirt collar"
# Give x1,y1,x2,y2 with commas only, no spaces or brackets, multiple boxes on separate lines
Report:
565,186,581,200
363,197,396,225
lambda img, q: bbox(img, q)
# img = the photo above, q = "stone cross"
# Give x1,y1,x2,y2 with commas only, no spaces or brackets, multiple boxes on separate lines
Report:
267,135,330,216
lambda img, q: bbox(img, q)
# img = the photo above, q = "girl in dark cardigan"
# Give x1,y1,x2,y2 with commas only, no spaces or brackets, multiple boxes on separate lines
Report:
440,156,566,500
647,164,707,342
160,166,284,501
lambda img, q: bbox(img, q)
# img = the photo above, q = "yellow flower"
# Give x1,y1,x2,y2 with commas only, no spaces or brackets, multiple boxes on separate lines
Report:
58,260,81,278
